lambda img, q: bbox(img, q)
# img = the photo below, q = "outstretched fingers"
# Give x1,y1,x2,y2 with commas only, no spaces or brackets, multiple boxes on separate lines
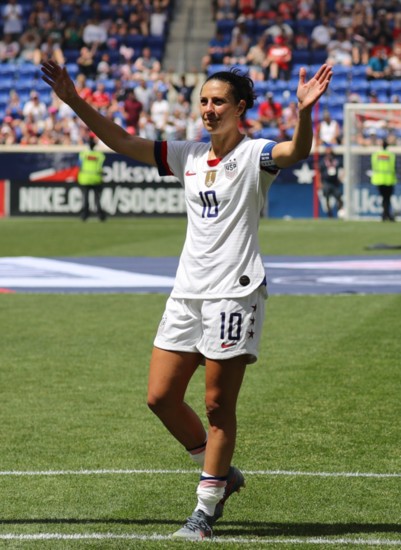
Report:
314,63,333,87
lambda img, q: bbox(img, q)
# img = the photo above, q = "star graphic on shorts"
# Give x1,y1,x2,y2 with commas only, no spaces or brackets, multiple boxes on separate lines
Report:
250,317,255,325
247,329,255,339
251,304,257,312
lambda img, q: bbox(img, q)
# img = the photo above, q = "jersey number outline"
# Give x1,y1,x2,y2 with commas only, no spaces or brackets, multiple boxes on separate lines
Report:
199,190,218,218
220,312,242,341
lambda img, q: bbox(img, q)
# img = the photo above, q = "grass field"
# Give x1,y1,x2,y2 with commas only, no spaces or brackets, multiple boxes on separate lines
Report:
0,218,400,549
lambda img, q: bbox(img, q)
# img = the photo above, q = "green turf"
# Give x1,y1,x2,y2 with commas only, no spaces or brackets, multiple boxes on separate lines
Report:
0,217,400,256
0,218,400,548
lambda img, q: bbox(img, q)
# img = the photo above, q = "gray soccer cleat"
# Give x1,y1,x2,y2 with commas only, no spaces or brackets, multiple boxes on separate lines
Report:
211,466,245,524
172,509,213,541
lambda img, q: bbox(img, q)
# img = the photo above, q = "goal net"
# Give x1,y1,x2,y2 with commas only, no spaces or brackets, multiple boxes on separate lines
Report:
343,103,401,220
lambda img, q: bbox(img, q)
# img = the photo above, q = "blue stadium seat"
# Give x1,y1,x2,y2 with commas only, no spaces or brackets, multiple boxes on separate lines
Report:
349,77,370,93
260,127,281,140
369,79,391,93
351,65,369,78
216,20,235,35
390,80,401,94
291,49,311,65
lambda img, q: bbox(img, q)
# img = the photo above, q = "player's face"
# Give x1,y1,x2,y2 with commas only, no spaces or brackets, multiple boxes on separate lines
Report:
199,80,243,135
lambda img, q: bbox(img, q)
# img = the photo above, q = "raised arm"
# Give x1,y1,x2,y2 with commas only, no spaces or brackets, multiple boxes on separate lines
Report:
273,64,333,168
41,60,157,166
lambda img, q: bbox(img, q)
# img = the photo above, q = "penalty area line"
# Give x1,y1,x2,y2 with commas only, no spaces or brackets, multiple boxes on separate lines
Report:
0,534,400,546
0,468,400,478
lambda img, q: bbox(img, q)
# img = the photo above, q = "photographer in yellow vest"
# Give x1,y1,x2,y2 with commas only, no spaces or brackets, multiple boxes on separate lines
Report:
370,139,397,222
78,135,106,221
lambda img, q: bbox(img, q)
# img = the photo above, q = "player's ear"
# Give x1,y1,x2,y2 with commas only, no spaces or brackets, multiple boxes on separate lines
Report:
236,99,246,117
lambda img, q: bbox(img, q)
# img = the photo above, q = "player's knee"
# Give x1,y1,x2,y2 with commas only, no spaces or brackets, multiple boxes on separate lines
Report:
147,392,168,416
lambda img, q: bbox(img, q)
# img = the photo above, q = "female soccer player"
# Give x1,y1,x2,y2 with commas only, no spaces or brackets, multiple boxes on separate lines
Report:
41,60,332,541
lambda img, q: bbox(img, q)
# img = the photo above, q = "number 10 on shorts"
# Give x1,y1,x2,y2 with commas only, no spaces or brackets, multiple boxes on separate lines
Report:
220,312,242,341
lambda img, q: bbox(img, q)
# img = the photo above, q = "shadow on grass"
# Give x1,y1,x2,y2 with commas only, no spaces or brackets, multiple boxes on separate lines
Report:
0,519,400,536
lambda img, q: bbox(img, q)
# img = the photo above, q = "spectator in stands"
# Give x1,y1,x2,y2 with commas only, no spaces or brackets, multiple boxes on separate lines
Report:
280,100,298,139
18,29,41,64
96,53,112,80
366,48,391,80
91,82,111,112
134,78,154,113
370,35,392,59
127,10,149,36
123,88,143,134
82,17,108,49
170,74,198,105
224,19,251,66
33,35,65,66
246,91,283,135
310,15,335,50
263,14,294,45
75,73,94,103
263,35,292,81
62,20,83,51
77,45,98,79
201,30,231,72
138,111,158,140
214,0,238,20
318,110,341,146
0,33,20,63
319,146,344,218
2,0,23,39
22,91,47,125
150,88,169,139
246,35,267,81
150,4,168,36
5,89,23,120
388,42,401,78
326,28,353,67
0,116,18,145
238,0,256,19
296,0,316,21
133,47,161,80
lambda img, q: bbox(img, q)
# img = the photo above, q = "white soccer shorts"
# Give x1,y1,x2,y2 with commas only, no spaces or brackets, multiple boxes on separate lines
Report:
153,286,267,364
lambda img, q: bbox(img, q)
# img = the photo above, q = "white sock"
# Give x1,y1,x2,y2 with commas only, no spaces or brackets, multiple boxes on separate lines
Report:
195,471,227,517
187,439,207,468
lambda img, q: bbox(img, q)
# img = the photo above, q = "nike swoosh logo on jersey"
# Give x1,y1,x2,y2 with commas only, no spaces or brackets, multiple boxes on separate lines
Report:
185,170,196,176
221,342,237,349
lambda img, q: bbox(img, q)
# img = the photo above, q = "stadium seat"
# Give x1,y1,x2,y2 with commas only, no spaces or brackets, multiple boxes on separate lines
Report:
351,65,369,77
260,127,281,140
216,20,235,35
291,49,311,65
369,80,391,93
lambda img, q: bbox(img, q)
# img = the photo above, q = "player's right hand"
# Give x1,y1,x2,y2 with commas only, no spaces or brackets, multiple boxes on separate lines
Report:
41,60,79,105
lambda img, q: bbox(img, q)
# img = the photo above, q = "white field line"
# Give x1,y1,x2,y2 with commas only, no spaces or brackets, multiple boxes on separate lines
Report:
0,468,400,478
0,534,400,546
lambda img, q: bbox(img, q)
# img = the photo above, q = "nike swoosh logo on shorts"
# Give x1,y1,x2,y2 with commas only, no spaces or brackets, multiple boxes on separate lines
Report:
221,342,237,349
185,170,196,176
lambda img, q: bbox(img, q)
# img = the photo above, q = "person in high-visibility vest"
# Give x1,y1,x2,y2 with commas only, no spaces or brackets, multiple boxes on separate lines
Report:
370,140,397,221
77,136,106,221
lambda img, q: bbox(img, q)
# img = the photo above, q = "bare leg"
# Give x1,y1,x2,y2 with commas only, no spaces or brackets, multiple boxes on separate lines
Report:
203,356,247,476
147,347,206,449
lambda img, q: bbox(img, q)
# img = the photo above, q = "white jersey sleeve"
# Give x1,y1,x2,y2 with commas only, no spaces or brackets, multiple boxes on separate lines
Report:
154,137,279,299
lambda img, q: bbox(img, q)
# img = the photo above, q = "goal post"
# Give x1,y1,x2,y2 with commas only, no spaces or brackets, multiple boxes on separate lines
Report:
343,103,401,220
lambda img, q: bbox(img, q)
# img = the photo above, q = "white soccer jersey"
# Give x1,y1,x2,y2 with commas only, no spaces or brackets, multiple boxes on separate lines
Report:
154,136,279,299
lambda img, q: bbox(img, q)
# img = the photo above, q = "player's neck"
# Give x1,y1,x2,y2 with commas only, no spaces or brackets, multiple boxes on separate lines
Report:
209,132,245,160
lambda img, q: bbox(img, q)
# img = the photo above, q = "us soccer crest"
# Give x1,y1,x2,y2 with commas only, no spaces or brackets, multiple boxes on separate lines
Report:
204,170,217,187
224,161,238,180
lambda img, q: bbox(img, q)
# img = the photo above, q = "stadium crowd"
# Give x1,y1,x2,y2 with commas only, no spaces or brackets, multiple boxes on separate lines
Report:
1,0,401,147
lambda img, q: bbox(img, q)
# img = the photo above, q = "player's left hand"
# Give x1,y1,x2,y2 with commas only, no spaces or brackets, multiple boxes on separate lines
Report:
297,64,333,111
